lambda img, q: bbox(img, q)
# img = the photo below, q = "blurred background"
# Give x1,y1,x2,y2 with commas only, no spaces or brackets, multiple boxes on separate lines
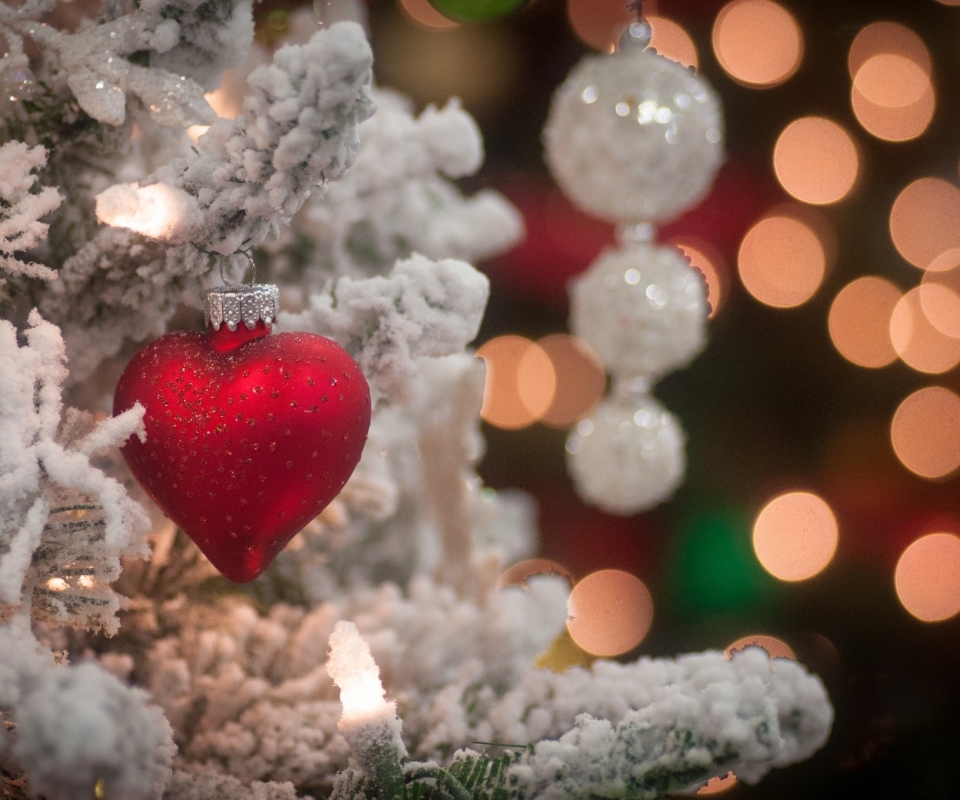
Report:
276,0,960,795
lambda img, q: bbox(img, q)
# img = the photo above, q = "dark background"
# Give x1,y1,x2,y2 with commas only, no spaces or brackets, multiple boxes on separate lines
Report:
284,0,960,795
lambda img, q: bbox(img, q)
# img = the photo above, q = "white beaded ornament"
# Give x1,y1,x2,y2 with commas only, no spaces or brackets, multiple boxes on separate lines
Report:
571,242,708,379
566,394,686,516
543,29,723,224
544,18,723,515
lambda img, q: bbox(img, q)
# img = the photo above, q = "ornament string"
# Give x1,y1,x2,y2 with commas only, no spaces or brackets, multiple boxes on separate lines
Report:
191,244,259,286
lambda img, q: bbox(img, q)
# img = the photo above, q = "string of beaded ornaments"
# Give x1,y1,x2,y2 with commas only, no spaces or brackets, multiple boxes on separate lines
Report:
544,17,724,515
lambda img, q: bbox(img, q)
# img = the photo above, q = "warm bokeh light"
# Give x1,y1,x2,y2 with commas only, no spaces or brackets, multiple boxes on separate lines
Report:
848,22,931,79
205,84,242,120
712,0,803,88
647,15,698,70
752,491,839,582
673,237,728,317
828,276,901,368
895,533,960,622
847,24,934,141
725,634,796,660
855,55,929,109
851,80,935,143
921,264,960,339
517,341,557,420
477,336,556,429
375,15,518,116
889,289,960,374
499,558,573,588
738,208,831,308
537,335,606,429
698,774,738,795
567,0,632,52
567,570,654,657
889,178,960,271
186,125,210,144
890,387,960,479
773,117,859,205
398,0,459,30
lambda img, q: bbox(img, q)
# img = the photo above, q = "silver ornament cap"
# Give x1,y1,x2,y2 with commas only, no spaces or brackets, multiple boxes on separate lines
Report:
204,284,280,331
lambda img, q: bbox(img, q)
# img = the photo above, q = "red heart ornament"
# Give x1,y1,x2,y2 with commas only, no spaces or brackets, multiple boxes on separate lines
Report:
113,290,371,583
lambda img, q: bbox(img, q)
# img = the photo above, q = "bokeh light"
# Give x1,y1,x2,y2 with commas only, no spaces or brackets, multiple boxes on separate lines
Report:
889,178,960,271
773,117,859,205
890,387,960,479
848,23,934,142
673,237,728,317
698,774,738,795
567,570,654,657
647,15,698,70
398,0,459,30
895,533,960,621
921,263,960,338
848,22,931,79
375,16,518,116
477,336,556,429
725,634,796,659
855,55,929,108
752,491,839,582
537,335,606,429
738,207,832,308
851,78,935,143
499,558,573,588
889,289,960,374
712,0,803,88
828,276,901,368
566,0,632,52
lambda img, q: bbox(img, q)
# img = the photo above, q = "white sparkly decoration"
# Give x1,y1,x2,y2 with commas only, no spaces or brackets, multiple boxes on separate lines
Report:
544,45,723,224
566,394,685,515
571,242,708,379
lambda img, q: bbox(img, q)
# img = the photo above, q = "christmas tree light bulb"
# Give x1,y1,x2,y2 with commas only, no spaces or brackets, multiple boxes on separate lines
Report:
95,182,199,240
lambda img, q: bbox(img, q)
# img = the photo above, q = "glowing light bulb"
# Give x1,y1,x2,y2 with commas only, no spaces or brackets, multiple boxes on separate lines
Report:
95,183,199,241
326,620,390,722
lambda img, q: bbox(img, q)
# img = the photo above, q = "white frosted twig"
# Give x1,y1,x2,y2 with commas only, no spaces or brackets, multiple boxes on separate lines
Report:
0,312,149,633
0,141,62,282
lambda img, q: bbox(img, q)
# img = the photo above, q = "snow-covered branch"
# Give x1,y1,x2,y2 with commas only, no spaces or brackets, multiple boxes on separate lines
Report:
280,253,489,402
0,614,175,800
96,22,374,254
0,141,62,284
0,311,149,633
297,91,523,277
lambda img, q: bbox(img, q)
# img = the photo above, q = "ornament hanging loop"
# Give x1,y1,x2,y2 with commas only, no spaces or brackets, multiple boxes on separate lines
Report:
620,0,652,51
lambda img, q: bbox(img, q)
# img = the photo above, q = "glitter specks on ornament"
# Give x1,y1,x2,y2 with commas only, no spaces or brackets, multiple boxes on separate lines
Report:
545,11,722,515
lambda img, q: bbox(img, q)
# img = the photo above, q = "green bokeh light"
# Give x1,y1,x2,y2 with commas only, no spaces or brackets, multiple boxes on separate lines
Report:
669,507,774,615
428,0,530,23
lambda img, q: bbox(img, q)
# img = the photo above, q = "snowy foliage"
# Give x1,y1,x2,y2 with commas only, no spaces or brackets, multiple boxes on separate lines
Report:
0,311,149,633
279,253,489,402
297,90,523,278
0,614,175,800
96,22,375,254
0,141,62,283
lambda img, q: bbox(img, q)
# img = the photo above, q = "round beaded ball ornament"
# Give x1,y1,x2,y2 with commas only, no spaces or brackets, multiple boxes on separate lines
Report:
544,22,723,224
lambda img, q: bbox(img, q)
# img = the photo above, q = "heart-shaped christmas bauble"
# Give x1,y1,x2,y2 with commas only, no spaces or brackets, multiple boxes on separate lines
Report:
114,286,371,583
